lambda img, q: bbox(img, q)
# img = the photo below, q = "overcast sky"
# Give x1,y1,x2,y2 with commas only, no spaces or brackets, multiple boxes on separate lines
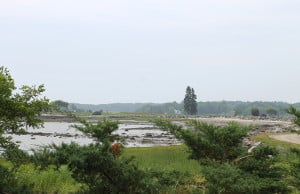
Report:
1,0,300,104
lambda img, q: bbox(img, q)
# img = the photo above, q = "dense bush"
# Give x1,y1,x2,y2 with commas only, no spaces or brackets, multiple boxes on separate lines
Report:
251,107,260,116
31,118,187,193
155,120,289,193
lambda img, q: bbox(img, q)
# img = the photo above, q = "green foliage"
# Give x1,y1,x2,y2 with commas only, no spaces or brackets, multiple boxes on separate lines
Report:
72,102,148,113
52,100,69,111
253,133,300,150
184,86,198,115
253,133,300,192
0,67,50,133
202,162,261,194
156,120,249,163
288,148,300,190
287,106,300,126
287,107,300,191
72,118,120,143
251,107,260,116
0,66,50,165
123,145,201,174
92,110,103,115
71,101,299,116
156,119,289,193
15,164,82,193
31,118,173,193
123,146,204,193
0,165,33,193
202,160,288,194
136,102,183,114
266,108,278,116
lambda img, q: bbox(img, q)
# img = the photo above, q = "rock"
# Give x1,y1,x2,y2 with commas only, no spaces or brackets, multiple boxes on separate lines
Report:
248,142,261,153
141,138,152,143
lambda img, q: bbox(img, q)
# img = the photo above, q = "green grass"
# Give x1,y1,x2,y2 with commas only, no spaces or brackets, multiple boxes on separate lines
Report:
123,145,201,174
15,164,83,193
0,159,83,193
253,133,300,149
0,158,12,169
123,145,204,193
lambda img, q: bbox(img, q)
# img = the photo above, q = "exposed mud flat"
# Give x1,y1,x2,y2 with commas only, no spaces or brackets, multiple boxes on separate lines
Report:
6,117,299,152
115,123,180,147
7,122,180,152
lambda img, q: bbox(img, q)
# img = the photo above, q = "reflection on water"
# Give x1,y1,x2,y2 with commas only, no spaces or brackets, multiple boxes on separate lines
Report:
7,122,180,152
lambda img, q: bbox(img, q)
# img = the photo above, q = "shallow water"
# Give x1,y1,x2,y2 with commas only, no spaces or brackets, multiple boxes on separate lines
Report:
6,122,180,152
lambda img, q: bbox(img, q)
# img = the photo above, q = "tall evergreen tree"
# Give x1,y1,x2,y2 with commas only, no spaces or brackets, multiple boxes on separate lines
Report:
184,86,197,115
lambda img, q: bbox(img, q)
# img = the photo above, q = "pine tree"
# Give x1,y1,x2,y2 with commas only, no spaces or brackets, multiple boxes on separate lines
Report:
184,86,197,115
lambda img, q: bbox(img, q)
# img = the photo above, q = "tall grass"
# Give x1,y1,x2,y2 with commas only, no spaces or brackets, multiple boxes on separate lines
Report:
0,160,83,194
123,145,201,174
253,133,300,149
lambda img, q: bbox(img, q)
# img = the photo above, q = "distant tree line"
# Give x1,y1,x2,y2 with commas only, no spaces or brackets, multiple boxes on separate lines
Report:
67,101,300,116
137,101,298,116
59,86,300,116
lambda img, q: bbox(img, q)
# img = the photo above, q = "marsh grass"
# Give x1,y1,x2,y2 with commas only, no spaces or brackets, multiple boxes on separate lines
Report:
0,160,83,193
253,133,300,149
123,145,204,193
15,164,83,193
123,145,201,174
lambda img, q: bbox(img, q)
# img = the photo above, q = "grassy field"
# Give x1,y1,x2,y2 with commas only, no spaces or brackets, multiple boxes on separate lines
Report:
0,145,202,193
1,133,299,193
253,133,300,149
123,145,201,174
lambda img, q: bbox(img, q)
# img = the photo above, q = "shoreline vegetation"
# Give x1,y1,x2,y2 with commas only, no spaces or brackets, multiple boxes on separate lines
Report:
36,113,300,148
2,113,300,193
1,66,300,193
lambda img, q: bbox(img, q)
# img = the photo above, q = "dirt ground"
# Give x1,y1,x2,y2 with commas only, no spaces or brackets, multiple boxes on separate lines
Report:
270,134,300,145
40,115,300,145
194,117,300,144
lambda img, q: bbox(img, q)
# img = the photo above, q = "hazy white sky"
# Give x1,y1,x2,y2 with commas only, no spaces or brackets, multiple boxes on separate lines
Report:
1,0,300,104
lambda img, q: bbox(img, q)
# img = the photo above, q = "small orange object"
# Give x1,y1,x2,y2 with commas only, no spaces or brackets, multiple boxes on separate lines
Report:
111,143,122,157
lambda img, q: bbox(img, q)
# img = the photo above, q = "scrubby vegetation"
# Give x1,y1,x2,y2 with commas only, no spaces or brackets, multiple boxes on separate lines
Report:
155,120,294,193
1,66,300,193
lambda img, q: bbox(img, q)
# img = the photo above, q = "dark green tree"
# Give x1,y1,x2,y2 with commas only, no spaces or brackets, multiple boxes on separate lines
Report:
52,100,69,111
287,106,300,190
183,86,197,115
155,120,289,193
287,106,300,126
0,66,51,193
0,66,51,157
30,117,173,193
251,107,260,116
266,108,278,116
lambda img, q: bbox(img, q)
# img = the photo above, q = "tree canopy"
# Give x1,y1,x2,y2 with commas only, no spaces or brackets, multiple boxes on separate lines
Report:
183,86,197,115
0,66,51,157
52,100,69,111
155,119,289,193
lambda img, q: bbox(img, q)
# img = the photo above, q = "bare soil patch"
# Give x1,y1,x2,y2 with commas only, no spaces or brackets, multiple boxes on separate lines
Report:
269,134,300,145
